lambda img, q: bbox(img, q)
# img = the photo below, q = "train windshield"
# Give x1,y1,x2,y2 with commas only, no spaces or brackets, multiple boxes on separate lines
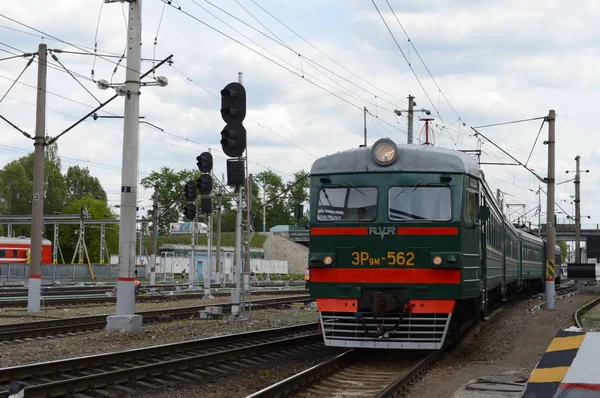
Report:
317,187,377,221
388,187,451,221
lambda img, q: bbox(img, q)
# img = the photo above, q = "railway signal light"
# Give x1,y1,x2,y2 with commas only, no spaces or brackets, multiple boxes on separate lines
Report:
220,123,247,158
183,202,196,221
197,174,213,195
200,197,212,215
183,180,197,202
220,82,247,158
196,152,213,173
220,82,246,125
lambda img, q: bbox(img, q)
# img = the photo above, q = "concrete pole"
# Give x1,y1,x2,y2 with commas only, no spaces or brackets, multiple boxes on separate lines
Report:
363,107,367,146
150,184,158,286
575,155,581,293
106,0,143,332
231,72,243,319
215,184,222,285
545,110,556,310
407,95,414,144
27,43,47,313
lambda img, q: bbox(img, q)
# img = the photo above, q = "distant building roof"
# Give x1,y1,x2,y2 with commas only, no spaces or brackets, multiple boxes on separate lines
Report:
270,225,290,232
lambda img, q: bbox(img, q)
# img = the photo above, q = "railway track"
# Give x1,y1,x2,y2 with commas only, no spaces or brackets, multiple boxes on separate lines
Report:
247,350,435,398
0,295,311,342
574,295,600,329
0,282,303,296
249,314,478,397
0,289,306,308
0,323,322,398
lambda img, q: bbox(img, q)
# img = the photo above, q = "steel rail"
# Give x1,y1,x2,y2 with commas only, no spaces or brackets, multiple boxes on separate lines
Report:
0,282,304,295
0,295,311,341
0,325,321,397
248,316,477,397
0,289,307,308
574,295,600,329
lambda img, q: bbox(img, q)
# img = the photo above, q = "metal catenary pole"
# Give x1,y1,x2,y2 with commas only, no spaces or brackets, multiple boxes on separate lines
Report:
190,205,197,289
28,42,47,313
231,72,244,319
544,109,556,310
407,94,414,144
204,149,214,299
363,106,367,146
215,182,223,285
244,173,253,319
575,155,581,293
106,0,143,332
150,184,158,286
262,177,267,233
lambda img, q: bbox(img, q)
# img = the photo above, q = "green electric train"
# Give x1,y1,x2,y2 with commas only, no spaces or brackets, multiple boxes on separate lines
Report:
308,138,560,349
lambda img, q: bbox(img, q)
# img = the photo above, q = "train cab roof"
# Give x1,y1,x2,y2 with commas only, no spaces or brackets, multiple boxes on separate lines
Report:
311,139,481,176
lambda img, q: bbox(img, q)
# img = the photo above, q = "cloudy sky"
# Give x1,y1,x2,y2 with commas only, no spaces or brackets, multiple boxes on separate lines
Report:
0,0,599,234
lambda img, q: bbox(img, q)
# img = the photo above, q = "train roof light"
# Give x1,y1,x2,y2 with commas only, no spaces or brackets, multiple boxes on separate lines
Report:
372,138,397,166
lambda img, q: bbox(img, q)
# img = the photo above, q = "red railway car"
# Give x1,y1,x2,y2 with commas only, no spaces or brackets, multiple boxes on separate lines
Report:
0,236,53,264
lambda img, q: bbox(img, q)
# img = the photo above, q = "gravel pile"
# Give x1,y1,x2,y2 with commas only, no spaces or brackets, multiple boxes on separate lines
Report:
262,233,308,274
409,291,598,398
1,306,319,367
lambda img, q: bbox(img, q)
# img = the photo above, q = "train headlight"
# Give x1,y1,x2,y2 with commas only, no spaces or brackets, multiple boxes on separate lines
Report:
323,255,333,265
372,138,397,165
432,256,443,266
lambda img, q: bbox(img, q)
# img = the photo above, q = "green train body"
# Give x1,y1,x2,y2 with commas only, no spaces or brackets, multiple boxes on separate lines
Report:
308,139,560,349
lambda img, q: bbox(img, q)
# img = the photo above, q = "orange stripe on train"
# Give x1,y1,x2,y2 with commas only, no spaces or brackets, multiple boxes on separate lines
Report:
311,268,461,284
316,298,456,313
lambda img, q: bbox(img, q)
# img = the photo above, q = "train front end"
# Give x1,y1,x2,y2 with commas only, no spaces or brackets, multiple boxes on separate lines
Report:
309,139,480,350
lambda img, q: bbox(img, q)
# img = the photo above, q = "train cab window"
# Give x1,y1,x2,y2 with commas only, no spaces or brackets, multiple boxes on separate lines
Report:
316,187,378,221
388,187,451,221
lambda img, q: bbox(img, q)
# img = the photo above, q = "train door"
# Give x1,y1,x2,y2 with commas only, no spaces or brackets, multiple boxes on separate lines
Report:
480,196,488,318
462,176,481,299
518,240,523,289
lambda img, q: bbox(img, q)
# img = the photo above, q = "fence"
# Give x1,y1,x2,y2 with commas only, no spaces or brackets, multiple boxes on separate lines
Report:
0,263,121,283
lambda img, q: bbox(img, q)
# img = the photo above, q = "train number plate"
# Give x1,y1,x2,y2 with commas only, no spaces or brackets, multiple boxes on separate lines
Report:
351,251,415,266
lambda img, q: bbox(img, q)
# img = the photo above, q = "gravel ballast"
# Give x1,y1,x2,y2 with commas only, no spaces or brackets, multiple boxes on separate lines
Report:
0,293,307,325
0,306,319,367
408,291,598,398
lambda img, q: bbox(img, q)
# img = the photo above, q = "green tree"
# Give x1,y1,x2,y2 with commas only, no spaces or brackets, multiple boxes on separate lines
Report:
16,140,67,215
285,170,310,225
65,166,107,203
557,240,568,263
140,167,202,235
60,194,118,263
255,170,289,228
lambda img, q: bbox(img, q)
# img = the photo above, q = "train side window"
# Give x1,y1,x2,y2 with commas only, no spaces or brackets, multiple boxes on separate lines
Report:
465,191,478,222
13,250,18,258
0,249,5,258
